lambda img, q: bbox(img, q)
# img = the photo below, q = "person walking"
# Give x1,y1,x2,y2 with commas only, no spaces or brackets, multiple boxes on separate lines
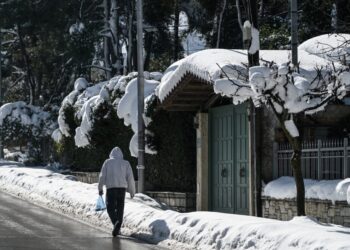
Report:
98,147,136,237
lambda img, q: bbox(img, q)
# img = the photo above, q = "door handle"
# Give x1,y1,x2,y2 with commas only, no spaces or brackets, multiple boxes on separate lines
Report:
221,168,228,178
240,167,245,177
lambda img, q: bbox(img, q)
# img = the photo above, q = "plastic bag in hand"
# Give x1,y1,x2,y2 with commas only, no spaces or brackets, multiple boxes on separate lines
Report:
95,195,106,211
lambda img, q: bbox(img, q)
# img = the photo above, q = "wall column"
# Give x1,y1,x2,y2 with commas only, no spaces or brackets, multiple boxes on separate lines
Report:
196,113,209,211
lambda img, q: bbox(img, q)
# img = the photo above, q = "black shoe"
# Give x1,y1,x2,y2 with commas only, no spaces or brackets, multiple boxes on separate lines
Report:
112,221,119,237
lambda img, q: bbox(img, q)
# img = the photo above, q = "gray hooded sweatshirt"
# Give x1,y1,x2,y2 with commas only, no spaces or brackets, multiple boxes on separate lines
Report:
98,147,135,197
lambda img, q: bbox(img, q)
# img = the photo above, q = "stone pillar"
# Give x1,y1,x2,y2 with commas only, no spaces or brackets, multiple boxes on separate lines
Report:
196,113,209,211
248,104,255,216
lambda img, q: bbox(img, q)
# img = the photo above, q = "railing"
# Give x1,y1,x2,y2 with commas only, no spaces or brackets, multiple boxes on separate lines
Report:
273,138,350,180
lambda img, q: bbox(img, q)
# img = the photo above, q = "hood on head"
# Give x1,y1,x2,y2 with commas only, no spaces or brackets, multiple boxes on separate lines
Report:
109,147,123,159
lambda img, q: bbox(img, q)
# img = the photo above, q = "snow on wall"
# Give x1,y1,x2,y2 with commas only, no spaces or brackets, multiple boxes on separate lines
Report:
263,176,350,205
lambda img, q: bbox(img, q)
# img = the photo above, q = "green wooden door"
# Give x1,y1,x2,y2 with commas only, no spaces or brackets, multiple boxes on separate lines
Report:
209,103,249,215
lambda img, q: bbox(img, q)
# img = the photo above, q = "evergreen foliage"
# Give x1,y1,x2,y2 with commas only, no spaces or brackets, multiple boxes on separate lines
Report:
145,98,196,192
55,93,136,171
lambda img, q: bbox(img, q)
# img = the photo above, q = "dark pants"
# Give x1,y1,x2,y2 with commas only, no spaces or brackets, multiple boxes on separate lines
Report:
106,188,126,231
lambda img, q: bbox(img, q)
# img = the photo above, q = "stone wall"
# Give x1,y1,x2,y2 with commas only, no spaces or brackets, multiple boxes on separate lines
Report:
72,172,100,184
147,191,196,212
72,172,196,212
262,197,350,227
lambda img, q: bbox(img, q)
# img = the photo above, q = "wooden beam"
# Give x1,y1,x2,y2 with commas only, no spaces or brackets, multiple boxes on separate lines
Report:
176,96,210,101
201,94,221,111
165,106,199,112
183,85,212,90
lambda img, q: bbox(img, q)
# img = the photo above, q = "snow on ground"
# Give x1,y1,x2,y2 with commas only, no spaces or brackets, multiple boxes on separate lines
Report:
0,163,350,250
263,176,350,204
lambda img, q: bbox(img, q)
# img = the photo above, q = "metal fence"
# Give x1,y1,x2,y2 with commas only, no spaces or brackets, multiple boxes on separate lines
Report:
273,138,350,180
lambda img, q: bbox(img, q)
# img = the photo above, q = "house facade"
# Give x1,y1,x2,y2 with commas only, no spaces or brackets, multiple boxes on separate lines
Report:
158,73,253,215
155,41,350,224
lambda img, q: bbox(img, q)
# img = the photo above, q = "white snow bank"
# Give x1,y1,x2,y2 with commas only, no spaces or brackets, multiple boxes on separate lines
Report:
1,164,350,250
263,176,350,204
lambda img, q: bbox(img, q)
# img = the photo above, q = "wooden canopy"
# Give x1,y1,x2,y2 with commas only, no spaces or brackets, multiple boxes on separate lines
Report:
158,73,221,112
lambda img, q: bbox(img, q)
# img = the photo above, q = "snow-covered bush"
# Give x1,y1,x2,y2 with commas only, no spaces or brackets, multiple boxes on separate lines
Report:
54,73,197,190
0,101,57,163
55,72,161,154
53,76,137,170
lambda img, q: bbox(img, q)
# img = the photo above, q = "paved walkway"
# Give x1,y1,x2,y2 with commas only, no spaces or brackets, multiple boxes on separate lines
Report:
0,191,161,250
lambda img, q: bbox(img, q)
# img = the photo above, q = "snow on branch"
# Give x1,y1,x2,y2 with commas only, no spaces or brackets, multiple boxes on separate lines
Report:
215,58,350,137
215,60,349,114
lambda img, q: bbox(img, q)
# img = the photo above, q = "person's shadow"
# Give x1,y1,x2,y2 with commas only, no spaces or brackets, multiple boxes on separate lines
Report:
131,219,170,244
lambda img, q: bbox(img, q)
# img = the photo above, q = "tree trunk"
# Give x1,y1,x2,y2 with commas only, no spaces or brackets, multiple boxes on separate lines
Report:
144,32,153,71
110,0,123,75
216,0,227,48
127,0,134,73
248,0,259,67
17,24,36,104
174,0,180,61
104,0,112,79
290,137,305,215
259,0,264,18
280,121,305,216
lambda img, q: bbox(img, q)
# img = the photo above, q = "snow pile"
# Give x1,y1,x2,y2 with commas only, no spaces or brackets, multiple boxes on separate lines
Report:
249,27,260,55
4,151,28,163
0,101,56,137
299,34,350,64
69,22,85,35
0,164,350,250
55,73,160,157
263,176,350,204
117,75,160,157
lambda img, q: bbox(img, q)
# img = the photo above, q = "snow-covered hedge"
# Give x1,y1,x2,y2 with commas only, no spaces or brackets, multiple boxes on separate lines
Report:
0,102,57,162
0,101,56,138
54,73,161,157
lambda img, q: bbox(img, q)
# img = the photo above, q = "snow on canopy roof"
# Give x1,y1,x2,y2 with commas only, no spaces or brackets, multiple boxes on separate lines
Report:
157,48,336,102
299,33,350,63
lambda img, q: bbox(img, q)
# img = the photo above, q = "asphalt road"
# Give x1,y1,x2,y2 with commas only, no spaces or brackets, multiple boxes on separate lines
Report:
0,191,161,250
